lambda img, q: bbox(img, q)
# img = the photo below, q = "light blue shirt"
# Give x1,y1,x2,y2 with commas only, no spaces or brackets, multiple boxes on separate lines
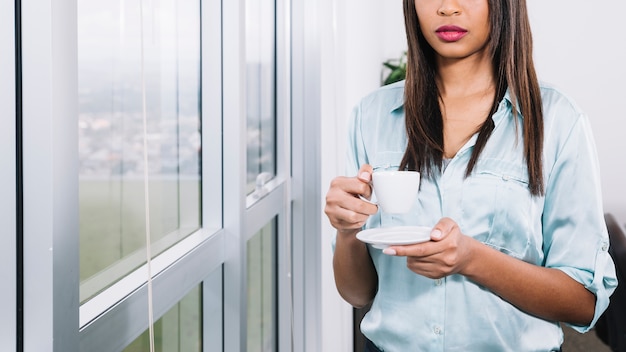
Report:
342,80,617,351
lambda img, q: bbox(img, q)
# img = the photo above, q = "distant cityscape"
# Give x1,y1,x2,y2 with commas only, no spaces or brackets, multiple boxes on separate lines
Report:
78,64,276,186
78,110,201,177
78,65,201,178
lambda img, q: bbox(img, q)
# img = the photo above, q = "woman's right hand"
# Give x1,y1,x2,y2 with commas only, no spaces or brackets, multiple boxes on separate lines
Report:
324,164,379,234
327,164,380,307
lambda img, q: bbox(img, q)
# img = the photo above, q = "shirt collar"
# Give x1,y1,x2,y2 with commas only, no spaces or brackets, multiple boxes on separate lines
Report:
502,89,512,106
391,86,515,120
493,89,516,126
390,83,405,113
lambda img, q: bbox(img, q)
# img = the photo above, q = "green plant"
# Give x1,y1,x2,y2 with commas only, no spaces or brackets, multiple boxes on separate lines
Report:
381,51,407,86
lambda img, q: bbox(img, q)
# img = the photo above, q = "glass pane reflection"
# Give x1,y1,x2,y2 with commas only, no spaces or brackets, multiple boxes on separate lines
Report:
247,220,277,352
78,0,201,303
246,0,277,194
123,285,202,352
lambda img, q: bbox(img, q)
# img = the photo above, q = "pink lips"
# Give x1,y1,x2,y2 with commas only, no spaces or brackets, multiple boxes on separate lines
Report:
435,25,468,42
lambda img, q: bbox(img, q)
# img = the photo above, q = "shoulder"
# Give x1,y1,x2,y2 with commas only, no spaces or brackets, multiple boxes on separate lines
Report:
354,80,405,115
347,81,408,160
538,81,589,138
538,81,598,167
538,81,585,120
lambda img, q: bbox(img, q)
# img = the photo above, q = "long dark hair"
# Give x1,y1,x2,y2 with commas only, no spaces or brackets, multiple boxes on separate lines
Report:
400,0,544,196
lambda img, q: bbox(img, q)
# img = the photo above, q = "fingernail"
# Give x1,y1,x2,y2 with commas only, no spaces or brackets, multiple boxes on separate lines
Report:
382,248,396,256
431,229,442,240
359,172,371,181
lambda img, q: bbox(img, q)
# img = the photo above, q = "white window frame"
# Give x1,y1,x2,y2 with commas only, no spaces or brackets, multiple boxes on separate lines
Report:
76,0,226,349
291,0,323,350
222,0,296,350
0,0,17,349
20,0,225,350
21,0,79,349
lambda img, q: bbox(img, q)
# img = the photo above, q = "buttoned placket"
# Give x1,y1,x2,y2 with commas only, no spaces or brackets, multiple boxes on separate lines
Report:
433,276,445,338
433,325,443,335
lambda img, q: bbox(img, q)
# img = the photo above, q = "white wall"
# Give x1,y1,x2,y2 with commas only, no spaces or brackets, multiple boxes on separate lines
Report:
527,0,626,222
320,1,407,350
319,0,352,350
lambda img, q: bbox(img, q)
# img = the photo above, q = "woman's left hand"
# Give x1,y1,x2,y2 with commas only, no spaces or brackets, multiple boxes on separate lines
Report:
384,218,597,325
383,217,477,279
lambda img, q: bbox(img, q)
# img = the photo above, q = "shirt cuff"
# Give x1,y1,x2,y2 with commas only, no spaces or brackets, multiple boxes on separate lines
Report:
556,238,617,333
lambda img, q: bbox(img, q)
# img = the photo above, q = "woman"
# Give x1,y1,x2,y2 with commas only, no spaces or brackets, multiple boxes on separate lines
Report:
324,0,617,351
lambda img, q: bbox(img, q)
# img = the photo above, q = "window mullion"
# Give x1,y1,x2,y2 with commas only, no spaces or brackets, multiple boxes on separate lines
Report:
0,0,17,349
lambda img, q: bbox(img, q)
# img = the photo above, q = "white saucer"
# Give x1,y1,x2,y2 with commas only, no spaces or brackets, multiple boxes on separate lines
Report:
356,226,432,249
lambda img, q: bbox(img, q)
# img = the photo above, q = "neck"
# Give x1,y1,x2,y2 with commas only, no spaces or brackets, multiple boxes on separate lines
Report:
435,51,495,99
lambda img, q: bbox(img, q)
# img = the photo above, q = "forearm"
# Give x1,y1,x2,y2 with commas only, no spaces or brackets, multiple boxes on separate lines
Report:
462,239,596,325
333,230,378,308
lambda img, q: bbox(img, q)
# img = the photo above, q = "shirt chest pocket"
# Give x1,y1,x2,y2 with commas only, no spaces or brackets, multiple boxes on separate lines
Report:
460,158,535,259
371,151,405,172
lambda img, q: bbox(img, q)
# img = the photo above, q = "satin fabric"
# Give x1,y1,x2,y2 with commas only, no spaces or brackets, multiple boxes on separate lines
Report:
339,80,617,351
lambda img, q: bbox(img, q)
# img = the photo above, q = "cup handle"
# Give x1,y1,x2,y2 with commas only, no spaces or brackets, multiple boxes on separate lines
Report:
358,194,378,206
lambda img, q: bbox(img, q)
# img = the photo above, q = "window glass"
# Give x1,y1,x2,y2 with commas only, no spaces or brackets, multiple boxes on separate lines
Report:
247,220,277,352
78,0,201,303
245,0,276,194
123,285,202,351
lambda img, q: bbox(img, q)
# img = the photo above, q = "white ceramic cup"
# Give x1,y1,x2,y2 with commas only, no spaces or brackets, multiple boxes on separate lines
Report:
371,170,420,214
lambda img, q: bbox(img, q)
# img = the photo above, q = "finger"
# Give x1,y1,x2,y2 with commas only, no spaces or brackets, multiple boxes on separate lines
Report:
405,262,447,279
328,215,367,232
325,202,372,230
353,195,379,215
430,217,457,241
357,164,374,183
382,244,427,257
356,164,374,200
326,186,378,216
382,240,443,257
382,247,398,256
334,218,367,231
328,176,372,202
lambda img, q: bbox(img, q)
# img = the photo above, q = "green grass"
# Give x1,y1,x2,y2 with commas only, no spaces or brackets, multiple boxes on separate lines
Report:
79,178,200,295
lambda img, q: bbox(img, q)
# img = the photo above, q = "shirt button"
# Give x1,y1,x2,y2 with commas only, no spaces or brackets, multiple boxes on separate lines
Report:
602,243,609,251
435,279,443,286
433,326,442,335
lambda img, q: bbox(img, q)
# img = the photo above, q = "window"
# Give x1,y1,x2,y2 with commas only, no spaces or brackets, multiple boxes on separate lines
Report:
77,0,202,303
245,0,277,194
16,0,320,350
124,285,202,351
247,220,277,352
75,1,222,350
